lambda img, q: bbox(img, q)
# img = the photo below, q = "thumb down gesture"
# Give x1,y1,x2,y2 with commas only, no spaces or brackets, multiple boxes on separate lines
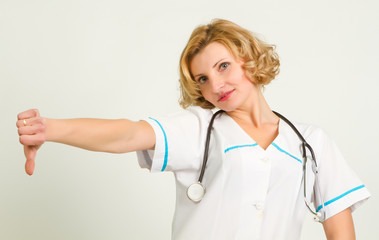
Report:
17,109,46,175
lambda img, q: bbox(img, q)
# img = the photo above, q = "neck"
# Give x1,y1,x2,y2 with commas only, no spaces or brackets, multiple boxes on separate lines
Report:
227,85,279,128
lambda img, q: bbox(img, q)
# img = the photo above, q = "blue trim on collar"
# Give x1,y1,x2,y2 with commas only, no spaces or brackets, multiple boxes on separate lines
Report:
271,142,302,163
224,143,258,153
316,185,365,212
148,117,168,171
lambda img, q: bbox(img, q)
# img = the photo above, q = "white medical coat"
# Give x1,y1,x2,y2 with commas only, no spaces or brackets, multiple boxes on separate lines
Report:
137,106,370,240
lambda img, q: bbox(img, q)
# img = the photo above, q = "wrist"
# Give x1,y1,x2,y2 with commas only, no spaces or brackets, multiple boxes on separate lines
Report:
45,118,60,142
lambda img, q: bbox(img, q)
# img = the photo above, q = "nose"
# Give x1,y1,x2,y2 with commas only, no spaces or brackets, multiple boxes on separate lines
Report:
209,75,225,93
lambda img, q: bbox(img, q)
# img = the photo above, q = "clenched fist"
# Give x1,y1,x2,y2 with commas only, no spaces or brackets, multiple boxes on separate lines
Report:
16,109,46,175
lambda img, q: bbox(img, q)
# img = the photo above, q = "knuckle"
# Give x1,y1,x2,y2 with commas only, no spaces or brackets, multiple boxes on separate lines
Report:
36,124,44,133
36,135,45,145
19,136,25,145
32,109,40,117
40,124,46,132
36,117,44,124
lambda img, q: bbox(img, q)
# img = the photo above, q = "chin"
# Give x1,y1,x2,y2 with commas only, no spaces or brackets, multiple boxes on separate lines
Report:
215,103,239,112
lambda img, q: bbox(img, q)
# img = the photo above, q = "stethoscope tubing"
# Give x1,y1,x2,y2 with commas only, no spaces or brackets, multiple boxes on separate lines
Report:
188,110,326,222
198,110,225,183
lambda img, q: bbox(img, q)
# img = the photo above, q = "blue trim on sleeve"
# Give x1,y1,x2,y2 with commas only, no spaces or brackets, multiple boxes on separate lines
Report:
224,143,258,153
316,185,365,212
271,142,302,163
148,117,168,172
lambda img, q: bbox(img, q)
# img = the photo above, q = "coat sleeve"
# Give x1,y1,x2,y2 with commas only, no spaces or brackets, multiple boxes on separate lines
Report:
136,107,212,173
309,127,371,220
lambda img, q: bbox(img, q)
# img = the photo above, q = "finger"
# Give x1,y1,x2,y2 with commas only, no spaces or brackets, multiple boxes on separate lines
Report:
24,146,37,176
17,109,40,121
18,124,45,136
16,116,44,128
19,133,45,146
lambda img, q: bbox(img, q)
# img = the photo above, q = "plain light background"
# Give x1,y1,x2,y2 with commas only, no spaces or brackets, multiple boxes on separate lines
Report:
1,0,378,239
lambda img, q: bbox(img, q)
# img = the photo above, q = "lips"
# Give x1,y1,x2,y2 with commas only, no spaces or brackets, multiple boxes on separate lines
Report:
218,89,235,102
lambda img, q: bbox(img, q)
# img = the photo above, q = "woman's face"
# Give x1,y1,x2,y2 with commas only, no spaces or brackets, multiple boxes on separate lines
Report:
190,42,256,112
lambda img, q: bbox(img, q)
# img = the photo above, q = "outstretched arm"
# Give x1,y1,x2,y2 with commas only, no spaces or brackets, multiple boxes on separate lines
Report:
17,109,155,175
322,208,355,240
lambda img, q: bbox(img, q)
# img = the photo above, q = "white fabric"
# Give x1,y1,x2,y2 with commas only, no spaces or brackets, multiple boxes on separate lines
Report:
136,106,370,240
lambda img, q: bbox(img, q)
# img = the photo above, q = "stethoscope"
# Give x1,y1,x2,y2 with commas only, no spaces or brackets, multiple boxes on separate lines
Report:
186,110,326,222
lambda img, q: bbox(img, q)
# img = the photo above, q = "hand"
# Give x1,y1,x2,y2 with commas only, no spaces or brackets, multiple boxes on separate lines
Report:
17,109,46,175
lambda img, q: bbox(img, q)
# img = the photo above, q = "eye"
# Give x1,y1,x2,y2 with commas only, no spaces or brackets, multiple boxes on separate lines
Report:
219,62,229,70
197,76,207,84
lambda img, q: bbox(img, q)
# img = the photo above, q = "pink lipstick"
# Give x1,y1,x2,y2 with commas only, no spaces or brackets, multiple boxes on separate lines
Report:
218,90,235,102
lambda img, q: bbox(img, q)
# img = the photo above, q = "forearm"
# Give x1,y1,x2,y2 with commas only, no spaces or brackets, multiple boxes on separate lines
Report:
18,109,155,175
46,118,138,153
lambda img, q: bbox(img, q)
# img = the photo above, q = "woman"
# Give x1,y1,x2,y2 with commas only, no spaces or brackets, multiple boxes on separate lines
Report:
17,19,370,239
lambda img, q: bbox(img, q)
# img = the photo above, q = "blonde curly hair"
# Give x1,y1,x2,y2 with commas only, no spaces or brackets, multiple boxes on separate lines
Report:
179,19,280,109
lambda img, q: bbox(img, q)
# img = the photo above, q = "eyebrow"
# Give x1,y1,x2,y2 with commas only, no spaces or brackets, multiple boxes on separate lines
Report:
193,58,226,78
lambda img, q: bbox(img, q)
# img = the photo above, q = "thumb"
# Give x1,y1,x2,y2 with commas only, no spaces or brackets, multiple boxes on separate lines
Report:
24,145,37,176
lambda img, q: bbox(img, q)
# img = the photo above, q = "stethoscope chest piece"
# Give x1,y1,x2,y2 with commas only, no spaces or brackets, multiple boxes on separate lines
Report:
187,182,205,203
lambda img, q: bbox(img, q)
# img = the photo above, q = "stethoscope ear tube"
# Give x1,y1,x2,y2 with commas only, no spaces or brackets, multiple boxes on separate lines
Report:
274,111,325,222
303,141,325,222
